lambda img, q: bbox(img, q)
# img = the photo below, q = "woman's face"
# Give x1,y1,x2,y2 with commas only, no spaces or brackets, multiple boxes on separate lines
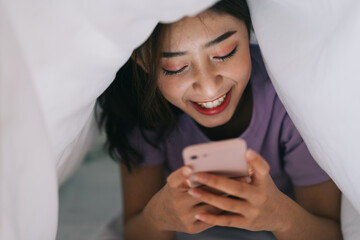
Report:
157,10,251,128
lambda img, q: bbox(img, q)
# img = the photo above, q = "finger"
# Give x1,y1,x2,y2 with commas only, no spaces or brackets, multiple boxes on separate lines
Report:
188,188,250,215
233,176,252,184
194,203,224,215
245,149,270,184
195,213,245,229
167,166,192,190
183,211,214,234
191,173,251,199
198,185,226,195
191,220,214,234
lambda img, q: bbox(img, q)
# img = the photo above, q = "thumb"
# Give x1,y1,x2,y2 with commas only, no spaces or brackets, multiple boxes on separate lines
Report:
245,149,270,184
166,166,192,190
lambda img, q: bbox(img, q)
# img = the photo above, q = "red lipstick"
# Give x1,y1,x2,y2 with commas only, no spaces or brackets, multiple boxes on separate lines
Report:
191,89,232,116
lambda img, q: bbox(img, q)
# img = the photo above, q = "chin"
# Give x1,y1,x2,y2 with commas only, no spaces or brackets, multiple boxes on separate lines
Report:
199,122,220,128
196,116,231,128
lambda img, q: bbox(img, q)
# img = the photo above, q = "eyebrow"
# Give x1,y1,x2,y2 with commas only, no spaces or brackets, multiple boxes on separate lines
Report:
205,30,237,48
162,30,237,58
162,51,186,58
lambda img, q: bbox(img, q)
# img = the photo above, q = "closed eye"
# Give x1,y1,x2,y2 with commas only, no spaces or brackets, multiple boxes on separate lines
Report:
162,65,188,76
214,46,238,61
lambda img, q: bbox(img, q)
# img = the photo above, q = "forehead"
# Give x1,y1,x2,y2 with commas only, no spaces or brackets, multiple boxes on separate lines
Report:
162,10,246,50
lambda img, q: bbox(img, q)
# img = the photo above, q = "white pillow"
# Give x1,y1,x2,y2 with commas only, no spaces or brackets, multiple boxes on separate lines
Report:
248,0,360,238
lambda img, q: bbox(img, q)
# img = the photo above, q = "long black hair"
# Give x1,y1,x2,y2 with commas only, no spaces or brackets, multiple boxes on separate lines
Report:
97,0,252,171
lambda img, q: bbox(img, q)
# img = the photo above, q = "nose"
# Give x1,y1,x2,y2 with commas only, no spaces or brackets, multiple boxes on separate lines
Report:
192,61,223,98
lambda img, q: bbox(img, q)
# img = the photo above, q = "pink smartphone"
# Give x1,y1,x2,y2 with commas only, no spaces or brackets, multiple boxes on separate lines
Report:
182,138,248,187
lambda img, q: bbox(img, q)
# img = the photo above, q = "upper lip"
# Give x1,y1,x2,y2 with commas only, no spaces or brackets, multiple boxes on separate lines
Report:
192,89,231,103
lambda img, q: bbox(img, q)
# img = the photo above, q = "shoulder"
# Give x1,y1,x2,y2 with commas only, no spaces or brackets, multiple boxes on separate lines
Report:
249,44,277,104
249,45,289,133
250,44,262,62
248,45,330,186
250,44,269,82
249,45,305,152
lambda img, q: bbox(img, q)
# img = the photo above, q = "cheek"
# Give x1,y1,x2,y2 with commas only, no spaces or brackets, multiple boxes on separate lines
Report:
157,77,190,105
227,54,252,82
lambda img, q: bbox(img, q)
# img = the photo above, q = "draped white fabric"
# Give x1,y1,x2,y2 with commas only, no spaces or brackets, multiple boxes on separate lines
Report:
1,0,359,239
0,0,215,239
248,1,360,238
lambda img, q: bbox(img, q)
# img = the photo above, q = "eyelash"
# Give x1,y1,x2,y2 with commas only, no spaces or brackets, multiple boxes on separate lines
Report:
162,46,238,76
162,65,188,76
214,46,238,61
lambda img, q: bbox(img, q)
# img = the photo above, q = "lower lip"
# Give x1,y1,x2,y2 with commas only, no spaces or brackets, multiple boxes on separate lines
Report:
191,89,232,116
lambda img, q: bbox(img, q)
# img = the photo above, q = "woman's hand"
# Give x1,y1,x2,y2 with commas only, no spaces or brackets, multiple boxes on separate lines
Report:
187,149,288,232
143,166,222,234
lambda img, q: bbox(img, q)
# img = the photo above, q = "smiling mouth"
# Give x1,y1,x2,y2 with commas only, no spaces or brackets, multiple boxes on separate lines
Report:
191,89,232,116
195,93,227,109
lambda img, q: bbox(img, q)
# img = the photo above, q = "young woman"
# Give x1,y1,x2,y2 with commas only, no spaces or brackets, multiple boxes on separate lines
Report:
98,1,342,239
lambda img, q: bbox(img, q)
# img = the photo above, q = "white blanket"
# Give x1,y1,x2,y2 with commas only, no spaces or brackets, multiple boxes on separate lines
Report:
1,0,359,239
248,1,360,238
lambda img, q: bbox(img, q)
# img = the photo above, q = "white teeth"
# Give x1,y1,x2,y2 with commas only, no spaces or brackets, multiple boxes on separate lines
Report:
197,94,227,109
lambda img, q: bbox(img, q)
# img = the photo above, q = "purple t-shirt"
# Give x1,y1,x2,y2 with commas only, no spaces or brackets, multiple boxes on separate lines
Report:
130,45,329,197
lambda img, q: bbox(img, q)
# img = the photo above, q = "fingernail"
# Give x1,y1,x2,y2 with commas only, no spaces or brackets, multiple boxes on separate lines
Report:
188,189,201,198
195,214,205,221
183,167,192,177
189,174,198,183
245,176,252,184
185,179,192,188
191,174,207,183
246,149,256,160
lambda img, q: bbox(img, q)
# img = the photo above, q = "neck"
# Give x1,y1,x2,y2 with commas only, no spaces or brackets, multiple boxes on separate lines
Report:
196,83,253,141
